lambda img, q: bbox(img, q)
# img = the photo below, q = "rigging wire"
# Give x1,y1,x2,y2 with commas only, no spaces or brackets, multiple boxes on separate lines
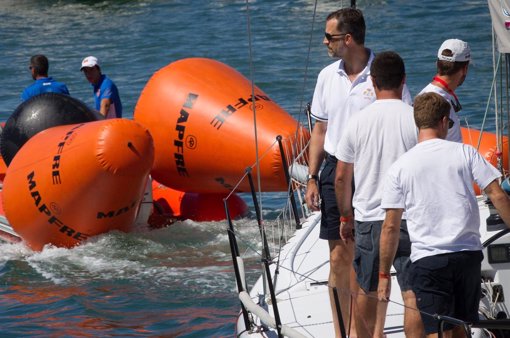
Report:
243,0,270,303
296,0,319,121
286,0,320,225
244,0,263,219
476,48,501,150
506,54,510,173
494,21,502,164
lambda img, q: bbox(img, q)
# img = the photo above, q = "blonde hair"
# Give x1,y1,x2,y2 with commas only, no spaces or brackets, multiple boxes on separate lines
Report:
413,92,451,129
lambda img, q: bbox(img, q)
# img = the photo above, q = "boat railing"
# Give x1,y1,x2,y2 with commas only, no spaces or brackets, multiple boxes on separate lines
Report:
225,97,510,337
225,136,510,338
224,127,312,337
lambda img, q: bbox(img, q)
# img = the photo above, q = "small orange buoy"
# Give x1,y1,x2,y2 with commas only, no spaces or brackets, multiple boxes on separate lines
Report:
461,127,508,194
134,58,310,193
150,179,248,223
3,119,154,251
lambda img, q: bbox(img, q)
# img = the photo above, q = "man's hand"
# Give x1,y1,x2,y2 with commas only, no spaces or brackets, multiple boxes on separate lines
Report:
305,120,326,211
377,274,391,302
340,218,354,243
305,181,320,211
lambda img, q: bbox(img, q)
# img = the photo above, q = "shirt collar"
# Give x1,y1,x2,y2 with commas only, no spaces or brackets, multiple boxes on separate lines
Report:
337,49,374,77
93,74,106,90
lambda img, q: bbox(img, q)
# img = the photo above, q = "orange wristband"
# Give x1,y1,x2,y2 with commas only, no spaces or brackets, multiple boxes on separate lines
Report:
339,216,351,223
379,272,391,279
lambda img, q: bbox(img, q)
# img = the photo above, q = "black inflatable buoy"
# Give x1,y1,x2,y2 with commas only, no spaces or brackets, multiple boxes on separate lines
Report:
1,93,101,166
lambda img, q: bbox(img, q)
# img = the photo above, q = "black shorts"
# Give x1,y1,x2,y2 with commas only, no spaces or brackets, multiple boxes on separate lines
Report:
354,220,412,293
319,155,340,240
411,250,483,334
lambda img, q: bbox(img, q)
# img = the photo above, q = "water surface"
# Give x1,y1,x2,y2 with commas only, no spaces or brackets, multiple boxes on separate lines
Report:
0,1,496,336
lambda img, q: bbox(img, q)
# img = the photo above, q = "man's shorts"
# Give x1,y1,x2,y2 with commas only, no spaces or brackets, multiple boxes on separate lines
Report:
353,220,412,293
319,155,340,240
411,250,483,335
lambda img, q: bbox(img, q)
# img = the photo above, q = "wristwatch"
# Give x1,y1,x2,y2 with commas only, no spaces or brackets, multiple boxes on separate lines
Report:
306,174,318,182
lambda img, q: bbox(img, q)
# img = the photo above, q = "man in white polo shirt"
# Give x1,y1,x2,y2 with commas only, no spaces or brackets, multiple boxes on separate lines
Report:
304,8,375,336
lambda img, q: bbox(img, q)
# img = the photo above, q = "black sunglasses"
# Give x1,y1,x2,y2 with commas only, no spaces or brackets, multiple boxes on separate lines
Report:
324,32,347,42
448,117,454,129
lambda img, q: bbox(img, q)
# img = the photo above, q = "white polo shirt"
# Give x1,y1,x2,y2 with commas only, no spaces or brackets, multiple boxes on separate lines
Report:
418,84,462,143
311,51,413,156
381,138,501,262
310,52,376,156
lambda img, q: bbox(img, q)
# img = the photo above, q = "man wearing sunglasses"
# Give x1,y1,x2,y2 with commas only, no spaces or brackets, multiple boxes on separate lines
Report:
304,7,376,337
21,54,70,102
378,92,510,337
418,39,471,143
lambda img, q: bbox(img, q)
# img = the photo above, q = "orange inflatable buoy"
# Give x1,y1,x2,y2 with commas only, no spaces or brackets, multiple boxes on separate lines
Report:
134,58,310,193
3,119,154,251
150,179,248,223
461,127,509,194
0,155,6,182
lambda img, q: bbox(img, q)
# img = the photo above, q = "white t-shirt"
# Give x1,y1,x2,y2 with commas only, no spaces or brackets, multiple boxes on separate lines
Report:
336,99,418,221
418,84,462,143
381,138,501,262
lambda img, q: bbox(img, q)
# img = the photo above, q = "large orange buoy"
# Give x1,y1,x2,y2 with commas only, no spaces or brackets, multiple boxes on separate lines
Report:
134,58,310,193
2,119,154,251
462,127,509,194
150,179,248,223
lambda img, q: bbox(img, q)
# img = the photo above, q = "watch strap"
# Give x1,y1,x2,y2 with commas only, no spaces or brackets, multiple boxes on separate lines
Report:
306,174,319,181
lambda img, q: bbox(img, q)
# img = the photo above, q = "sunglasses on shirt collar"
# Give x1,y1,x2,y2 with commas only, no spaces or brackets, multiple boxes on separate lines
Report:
450,97,462,113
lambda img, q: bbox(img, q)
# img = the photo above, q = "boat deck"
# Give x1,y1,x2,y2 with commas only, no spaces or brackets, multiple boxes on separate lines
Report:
237,197,505,337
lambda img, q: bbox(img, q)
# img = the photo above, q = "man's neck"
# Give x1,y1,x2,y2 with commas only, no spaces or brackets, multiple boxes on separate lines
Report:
418,128,443,143
375,89,402,100
343,46,369,77
432,74,458,92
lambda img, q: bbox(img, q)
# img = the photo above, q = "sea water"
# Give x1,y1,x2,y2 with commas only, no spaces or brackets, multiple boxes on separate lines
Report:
0,0,496,336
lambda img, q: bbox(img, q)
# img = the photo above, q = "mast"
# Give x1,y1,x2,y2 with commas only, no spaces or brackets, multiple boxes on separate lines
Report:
487,0,510,172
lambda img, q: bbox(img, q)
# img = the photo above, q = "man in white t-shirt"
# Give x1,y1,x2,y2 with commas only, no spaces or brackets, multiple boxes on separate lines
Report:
418,39,471,143
378,92,510,337
335,51,422,338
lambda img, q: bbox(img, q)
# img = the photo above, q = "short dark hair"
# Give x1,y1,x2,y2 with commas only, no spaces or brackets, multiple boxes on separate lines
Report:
414,92,451,129
327,8,365,44
30,54,49,76
370,51,405,90
437,49,469,76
